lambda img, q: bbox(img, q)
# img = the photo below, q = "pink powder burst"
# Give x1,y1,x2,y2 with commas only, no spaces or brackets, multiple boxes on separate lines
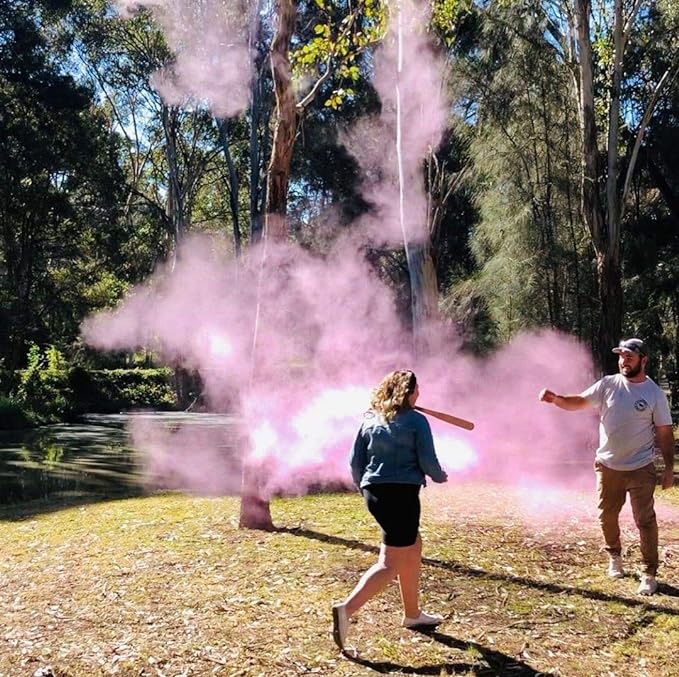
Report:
434,434,479,474
512,482,595,522
249,420,278,463
82,0,611,527
342,0,449,247
131,413,243,496
116,0,252,117
83,234,601,508
241,385,372,496
205,333,233,360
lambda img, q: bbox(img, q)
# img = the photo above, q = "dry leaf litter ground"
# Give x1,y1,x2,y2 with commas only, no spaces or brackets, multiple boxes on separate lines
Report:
1,483,679,677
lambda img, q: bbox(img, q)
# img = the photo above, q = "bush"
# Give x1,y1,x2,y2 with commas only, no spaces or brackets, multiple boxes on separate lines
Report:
16,344,73,423
13,344,178,421
69,367,177,413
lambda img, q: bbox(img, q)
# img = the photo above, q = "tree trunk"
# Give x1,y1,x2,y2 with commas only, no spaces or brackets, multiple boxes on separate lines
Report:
174,366,200,409
596,252,622,374
406,240,439,355
217,118,242,257
249,3,267,243
605,0,624,266
239,0,298,532
162,104,186,253
249,75,264,243
264,0,298,241
574,0,621,372
238,491,276,531
574,0,604,249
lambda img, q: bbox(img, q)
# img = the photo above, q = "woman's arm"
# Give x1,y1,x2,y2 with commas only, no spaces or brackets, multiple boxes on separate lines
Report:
414,416,448,483
349,427,368,489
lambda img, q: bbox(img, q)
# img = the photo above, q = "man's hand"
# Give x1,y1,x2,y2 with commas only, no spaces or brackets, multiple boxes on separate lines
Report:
661,466,674,490
539,388,556,403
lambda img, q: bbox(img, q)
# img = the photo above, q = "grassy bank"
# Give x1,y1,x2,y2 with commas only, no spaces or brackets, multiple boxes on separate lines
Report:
2,485,679,676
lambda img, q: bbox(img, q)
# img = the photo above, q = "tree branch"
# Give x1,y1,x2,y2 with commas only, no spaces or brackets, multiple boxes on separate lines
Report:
622,0,645,51
620,59,679,221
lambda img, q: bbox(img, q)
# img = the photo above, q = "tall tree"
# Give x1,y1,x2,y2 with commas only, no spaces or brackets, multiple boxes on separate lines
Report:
0,0,125,367
573,0,679,371
239,0,386,530
451,0,593,343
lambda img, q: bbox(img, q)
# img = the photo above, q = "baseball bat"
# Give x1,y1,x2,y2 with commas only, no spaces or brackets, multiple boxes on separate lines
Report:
414,405,475,431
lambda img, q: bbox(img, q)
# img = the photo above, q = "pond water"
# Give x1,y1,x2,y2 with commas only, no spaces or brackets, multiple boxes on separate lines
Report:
0,413,238,505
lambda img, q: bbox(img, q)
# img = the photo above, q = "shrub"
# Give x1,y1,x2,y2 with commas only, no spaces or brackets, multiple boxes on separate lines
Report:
69,368,177,413
12,343,177,420
16,344,73,423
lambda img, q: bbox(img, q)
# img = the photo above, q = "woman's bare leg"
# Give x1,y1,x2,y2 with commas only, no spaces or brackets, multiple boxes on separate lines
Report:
397,534,422,619
343,543,406,616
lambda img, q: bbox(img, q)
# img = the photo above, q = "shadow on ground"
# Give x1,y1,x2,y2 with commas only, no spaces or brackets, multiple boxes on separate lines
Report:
277,526,679,615
344,627,551,675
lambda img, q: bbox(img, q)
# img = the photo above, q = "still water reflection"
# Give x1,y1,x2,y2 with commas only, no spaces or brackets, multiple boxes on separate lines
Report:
0,413,238,504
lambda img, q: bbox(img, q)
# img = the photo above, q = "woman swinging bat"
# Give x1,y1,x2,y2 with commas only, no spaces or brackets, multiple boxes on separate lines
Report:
331,369,449,652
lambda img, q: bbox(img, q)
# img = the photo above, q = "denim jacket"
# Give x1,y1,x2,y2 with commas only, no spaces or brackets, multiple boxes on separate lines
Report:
350,408,448,489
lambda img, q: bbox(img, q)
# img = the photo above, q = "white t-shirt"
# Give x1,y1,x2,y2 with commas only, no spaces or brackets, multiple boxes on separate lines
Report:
581,374,673,471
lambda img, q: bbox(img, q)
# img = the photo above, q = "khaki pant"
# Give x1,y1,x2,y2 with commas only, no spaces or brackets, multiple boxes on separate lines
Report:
595,461,658,575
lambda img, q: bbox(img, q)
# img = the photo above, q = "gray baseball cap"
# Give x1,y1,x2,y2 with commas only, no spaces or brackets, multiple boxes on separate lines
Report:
612,338,647,356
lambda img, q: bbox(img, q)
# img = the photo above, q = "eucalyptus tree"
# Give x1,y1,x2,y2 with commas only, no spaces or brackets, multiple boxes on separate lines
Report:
240,0,387,531
71,1,244,262
263,0,387,240
620,3,679,385
0,0,125,368
567,0,679,370
446,0,679,370
448,0,594,343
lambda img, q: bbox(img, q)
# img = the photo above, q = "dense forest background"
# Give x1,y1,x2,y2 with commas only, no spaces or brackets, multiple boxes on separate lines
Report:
1,0,678,417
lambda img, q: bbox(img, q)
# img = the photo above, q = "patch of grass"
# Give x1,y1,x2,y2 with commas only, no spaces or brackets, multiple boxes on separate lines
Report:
1,485,679,676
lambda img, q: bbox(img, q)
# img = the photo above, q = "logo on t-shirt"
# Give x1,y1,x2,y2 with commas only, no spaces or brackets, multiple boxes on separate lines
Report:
634,399,649,412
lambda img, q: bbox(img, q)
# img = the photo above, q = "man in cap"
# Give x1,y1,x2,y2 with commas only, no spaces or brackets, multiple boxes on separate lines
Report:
539,338,675,595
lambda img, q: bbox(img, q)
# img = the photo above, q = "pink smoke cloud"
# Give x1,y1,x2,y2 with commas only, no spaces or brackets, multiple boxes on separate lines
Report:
342,0,448,246
83,233,599,500
117,0,251,117
84,1,607,514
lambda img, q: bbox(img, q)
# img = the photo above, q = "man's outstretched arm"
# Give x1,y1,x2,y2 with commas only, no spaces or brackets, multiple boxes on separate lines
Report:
539,388,590,411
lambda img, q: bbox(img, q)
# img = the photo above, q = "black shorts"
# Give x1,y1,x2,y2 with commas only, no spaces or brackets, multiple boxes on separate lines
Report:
362,483,421,547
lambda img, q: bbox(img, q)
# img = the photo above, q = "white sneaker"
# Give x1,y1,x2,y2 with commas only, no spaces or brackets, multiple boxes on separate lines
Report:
332,603,348,650
607,555,624,579
637,574,658,596
403,610,444,628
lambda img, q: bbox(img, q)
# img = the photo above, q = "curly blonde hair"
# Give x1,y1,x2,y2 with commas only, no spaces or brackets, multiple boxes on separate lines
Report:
370,369,417,422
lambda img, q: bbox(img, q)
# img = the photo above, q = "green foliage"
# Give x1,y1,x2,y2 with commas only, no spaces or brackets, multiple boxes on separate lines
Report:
16,344,73,423
291,0,387,110
441,277,498,355
1,0,678,385
431,0,475,48
68,367,177,413
13,343,176,422
450,0,599,343
0,0,127,369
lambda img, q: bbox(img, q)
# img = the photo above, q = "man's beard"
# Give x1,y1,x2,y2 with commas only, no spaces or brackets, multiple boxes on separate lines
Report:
621,362,642,378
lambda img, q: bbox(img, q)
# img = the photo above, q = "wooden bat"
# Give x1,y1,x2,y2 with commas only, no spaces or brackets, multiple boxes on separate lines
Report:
414,405,475,431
